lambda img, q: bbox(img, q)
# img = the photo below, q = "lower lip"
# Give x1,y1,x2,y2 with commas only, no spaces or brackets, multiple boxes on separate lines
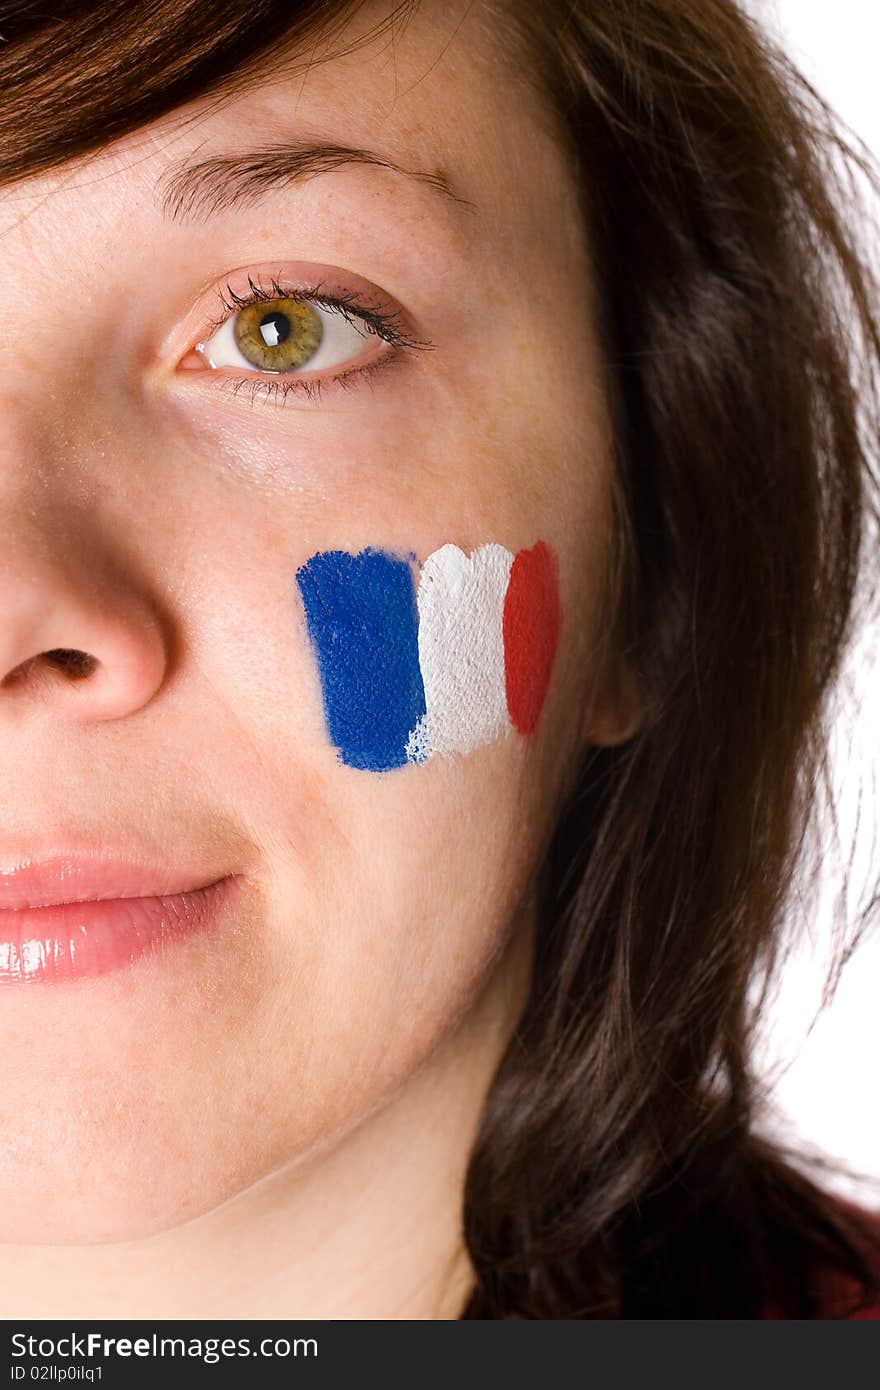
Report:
0,877,239,986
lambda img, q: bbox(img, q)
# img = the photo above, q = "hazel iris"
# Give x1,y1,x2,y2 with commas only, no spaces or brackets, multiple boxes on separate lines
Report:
233,299,323,372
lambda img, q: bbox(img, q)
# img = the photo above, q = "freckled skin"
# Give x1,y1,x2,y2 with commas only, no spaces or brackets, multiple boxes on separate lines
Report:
0,0,637,1320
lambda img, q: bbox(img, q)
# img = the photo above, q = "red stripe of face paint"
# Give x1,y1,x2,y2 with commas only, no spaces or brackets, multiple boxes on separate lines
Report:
502,541,561,734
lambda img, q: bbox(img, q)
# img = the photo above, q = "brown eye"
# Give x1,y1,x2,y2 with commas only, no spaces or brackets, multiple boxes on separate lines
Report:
232,299,323,372
196,292,377,378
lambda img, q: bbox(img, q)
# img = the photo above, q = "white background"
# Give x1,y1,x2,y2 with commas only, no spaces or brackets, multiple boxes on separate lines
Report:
746,2,880,1197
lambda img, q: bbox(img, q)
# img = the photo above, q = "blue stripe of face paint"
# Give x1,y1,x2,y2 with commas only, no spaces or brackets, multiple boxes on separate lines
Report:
295,548,427,772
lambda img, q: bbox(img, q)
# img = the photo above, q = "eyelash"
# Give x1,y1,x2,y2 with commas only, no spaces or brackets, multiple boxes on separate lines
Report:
199,273,435,407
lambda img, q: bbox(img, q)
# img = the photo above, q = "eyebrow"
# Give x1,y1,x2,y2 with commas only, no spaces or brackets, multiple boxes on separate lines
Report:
157,141,477,223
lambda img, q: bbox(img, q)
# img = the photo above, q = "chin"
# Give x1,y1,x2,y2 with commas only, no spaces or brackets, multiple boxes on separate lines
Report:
0,1140,258,1245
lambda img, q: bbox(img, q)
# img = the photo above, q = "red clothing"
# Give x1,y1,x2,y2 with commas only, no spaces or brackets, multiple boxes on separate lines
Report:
764,1278,880,1318
765,1203,880,1318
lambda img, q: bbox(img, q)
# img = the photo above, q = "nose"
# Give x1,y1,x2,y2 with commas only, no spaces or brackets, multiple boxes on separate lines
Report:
0,527,168,723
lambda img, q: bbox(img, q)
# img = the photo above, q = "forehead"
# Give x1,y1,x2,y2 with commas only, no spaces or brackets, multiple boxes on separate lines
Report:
179,0,539,185
0,0,575,255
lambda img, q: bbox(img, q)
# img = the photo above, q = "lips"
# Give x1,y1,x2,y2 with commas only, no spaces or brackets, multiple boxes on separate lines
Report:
0,853,240,986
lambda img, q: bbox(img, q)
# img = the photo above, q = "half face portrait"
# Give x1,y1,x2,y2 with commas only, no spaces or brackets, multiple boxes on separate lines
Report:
0,0,877,1323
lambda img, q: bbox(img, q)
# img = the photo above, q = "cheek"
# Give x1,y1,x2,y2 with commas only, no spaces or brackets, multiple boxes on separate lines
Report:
242,534,567,1159
294,537,561,772
249,707,558,1187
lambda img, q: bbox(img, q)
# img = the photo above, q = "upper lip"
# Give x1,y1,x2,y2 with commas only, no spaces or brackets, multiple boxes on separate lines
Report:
0,848,229,910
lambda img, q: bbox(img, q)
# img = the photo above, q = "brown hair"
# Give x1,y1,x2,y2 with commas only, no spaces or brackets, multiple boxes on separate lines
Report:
5,0,879,1317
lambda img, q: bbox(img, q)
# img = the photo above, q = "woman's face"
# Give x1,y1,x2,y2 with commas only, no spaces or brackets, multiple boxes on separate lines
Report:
0,0,625,1241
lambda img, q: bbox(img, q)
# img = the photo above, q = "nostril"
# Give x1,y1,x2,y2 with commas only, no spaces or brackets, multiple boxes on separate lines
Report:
1,648,101,691
42,648,98,679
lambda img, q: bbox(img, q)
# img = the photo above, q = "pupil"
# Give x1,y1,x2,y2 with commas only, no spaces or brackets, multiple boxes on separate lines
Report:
259,311,291,348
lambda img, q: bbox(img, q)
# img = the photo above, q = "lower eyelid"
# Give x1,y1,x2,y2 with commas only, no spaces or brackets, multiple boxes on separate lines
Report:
214,348,407,408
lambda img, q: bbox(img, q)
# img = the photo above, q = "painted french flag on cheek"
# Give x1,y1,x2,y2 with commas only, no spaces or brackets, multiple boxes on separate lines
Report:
295,540,561,772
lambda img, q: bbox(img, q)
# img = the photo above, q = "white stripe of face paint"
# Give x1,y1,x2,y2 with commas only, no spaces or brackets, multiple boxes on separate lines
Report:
406,542,514,760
